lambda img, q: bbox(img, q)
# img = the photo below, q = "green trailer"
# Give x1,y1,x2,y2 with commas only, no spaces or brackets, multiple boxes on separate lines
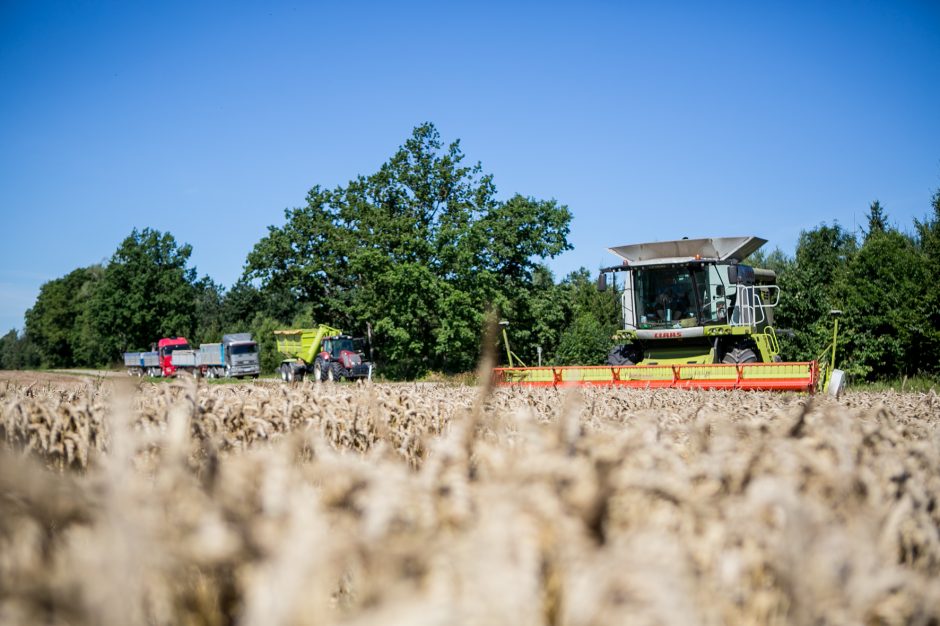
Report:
274,325,373,382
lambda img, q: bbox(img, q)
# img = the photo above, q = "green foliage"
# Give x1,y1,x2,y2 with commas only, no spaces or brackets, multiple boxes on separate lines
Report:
913,190,940,369
0,329,40,370
247,314,285,374
835,228,925,379
865,200,887,239
553,269,621,365
747,246,792,277
193,277,225,345
555,314,608,365
775,224,856,362
773,191,940,381
245,123,572,378
499,268,619,367
24,267,100,367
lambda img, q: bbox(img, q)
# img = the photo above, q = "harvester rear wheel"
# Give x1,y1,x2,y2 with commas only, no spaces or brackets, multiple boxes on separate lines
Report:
279,364,289,382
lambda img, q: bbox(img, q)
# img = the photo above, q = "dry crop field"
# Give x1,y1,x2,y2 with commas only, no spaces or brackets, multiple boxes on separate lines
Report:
1,372,939,626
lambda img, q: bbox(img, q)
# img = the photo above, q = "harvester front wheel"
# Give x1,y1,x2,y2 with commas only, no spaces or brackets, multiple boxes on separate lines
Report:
607,344,638,366
722,347,758,364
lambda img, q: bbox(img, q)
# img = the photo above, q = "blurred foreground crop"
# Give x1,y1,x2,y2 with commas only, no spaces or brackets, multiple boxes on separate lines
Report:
1,377,939,625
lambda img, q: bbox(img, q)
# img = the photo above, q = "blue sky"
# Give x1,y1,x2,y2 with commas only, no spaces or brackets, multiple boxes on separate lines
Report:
2,0,939,333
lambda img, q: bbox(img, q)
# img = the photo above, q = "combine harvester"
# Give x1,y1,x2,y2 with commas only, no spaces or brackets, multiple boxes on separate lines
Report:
493,236,844,394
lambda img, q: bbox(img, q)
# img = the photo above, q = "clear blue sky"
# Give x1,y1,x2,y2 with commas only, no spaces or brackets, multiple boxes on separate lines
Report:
2,1,939,333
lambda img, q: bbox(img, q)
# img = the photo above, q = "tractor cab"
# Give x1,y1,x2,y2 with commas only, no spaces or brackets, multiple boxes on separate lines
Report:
322,336,356,359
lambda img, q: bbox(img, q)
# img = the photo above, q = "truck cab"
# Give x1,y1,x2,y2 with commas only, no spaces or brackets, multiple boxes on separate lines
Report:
222,333,261,378
157,337,191,377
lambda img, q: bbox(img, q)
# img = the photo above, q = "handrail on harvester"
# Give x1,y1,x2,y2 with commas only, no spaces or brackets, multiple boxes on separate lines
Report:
492,361,820,392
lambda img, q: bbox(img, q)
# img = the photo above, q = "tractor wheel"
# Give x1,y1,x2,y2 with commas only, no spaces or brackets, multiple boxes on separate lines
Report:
313,358,327,382
722,347,759,364
327,362,342,382
279,364,289,382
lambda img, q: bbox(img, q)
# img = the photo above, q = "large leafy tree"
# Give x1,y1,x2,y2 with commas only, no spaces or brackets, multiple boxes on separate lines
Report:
914,189,940,371
0,330,40,370
775,224,856,362
834,222,924,379
86,228,198,363
246,123,572,378
24,266,100,367
552,269,622,365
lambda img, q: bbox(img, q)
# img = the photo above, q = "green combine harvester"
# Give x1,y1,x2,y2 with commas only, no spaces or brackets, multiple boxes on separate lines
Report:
493,236,845,394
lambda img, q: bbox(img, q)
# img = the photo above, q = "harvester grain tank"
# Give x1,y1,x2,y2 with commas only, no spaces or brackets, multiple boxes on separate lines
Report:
493,236,844,393
274,325,373,382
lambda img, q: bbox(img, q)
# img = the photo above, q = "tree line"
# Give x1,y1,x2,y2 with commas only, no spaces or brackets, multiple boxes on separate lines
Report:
3,123,938,381
3,124,617,378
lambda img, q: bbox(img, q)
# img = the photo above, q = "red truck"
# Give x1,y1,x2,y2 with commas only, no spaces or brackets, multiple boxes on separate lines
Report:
123,337,193,377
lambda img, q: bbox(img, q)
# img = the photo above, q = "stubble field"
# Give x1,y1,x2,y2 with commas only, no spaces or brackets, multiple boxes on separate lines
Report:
1,371,939,626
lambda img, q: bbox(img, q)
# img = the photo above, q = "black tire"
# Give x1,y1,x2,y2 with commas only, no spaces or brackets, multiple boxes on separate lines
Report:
328,362,342,382
722,347,759,364
607,344,637,366
279,364,289,382
313,357,327,382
